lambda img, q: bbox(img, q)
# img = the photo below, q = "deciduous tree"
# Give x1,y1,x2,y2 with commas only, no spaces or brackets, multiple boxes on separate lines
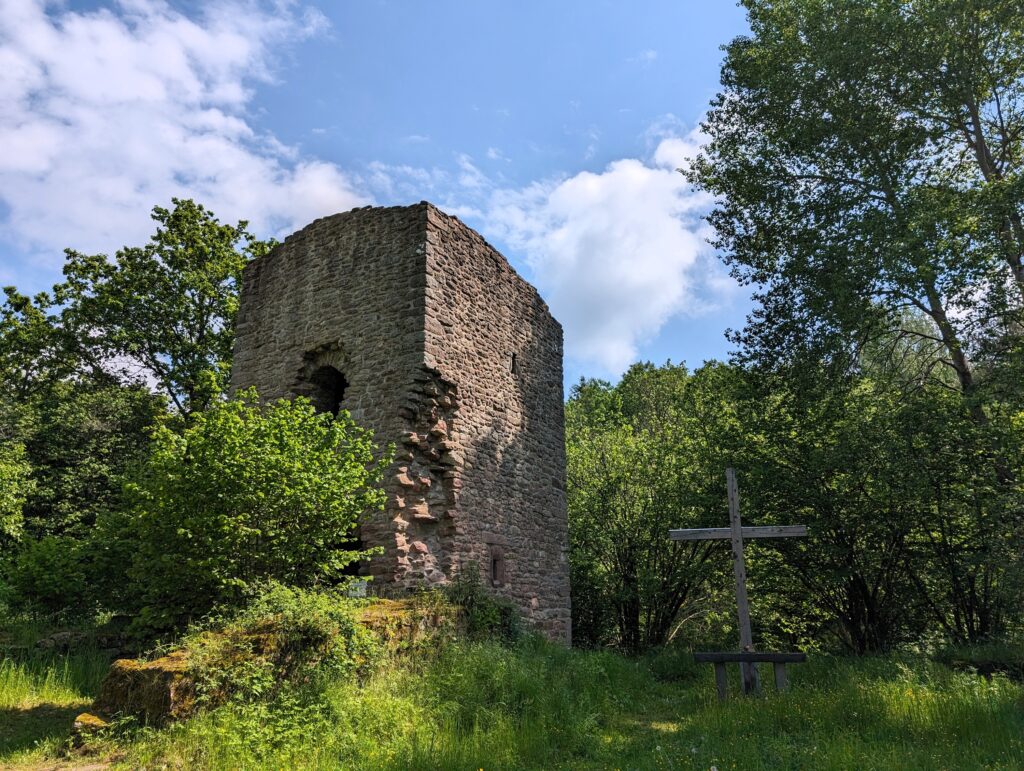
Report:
57,199,275,416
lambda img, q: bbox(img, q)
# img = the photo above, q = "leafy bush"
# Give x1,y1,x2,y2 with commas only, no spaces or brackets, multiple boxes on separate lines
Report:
181,583,380,706
119,391,388,634
0,440,32,543
444,566,521,644
3,535,89,618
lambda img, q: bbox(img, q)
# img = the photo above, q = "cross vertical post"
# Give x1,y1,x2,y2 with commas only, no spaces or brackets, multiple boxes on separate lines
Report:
726,467,759,694
669,468,807,699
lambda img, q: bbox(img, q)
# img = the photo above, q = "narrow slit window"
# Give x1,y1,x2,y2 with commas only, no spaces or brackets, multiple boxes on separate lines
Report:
489,545,506,587
510,352,518,375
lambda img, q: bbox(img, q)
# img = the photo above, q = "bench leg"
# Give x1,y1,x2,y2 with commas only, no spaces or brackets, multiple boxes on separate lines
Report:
714,662,728,701
740,662,760,695
773,662,789,692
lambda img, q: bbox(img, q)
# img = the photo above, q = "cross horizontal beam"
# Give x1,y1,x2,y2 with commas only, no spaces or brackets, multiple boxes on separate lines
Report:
669,524,807,541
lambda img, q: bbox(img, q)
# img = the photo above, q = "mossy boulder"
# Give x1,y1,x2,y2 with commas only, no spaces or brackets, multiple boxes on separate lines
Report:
357,596,457,649
86,591,457,727
93,650,196,724
71,711,110,749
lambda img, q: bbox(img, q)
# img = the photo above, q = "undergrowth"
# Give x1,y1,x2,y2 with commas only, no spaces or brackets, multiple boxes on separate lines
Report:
0,645,111,762
2,590,1023,770
81,642,1024,769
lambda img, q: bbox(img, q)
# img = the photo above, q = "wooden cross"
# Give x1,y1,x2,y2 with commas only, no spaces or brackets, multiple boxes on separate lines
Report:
669,467,807,697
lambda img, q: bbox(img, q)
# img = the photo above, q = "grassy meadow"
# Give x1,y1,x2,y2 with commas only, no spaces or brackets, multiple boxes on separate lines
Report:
2,635,1023,770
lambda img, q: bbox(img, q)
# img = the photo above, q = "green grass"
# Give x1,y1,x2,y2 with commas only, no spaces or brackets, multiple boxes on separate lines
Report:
0,644,111,765
2,636,1023,769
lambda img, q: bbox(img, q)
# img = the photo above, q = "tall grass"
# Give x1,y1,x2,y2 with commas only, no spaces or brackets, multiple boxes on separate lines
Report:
0,651,109,710
2,636,1023,769
0,646,111,762
117,640,1024,770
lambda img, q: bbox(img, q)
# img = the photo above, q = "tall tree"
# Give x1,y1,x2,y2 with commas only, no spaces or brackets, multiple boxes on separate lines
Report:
56,199,275,416
566,363,739,651
690,0,1024,413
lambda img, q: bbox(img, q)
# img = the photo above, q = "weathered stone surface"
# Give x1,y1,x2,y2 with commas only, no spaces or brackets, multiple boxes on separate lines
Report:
71,712,109,748
93,651,196,725
356,597,457,648
35,630,86,652
231,202,570,643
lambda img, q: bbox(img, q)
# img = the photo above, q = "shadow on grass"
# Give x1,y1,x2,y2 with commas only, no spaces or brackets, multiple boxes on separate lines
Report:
0,702,82,757
593,656,1024,771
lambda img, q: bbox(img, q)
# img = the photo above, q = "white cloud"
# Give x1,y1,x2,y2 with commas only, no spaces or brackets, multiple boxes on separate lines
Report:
455,153,488,190
645,114,708,172
364,122,731,375
0,0,366,261
484,128,725,374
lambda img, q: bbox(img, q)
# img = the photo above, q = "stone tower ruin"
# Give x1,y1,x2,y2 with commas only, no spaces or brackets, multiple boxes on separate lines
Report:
230,203,570,642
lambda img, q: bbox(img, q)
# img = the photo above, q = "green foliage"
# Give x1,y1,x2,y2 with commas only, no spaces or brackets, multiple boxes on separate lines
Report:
567,359,1024,653
3,536,89,619
14,382,164,540
118,391,388,634
444,567,521,644
181,583,380,707
670,0,1024,653
690,0,1024,399
0,381,163,617
56,199,275,416
0,287,78,400
566,362,737,651
0,441,32,543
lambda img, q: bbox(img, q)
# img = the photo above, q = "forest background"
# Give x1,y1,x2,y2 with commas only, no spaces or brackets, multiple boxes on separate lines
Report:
2,1,1024,767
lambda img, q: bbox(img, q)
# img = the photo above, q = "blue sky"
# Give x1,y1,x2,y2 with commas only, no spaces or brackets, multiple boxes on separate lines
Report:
0,0,752,387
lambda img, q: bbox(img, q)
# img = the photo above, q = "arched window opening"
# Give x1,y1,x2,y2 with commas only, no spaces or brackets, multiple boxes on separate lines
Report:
309,365,348,417
489,545,506,587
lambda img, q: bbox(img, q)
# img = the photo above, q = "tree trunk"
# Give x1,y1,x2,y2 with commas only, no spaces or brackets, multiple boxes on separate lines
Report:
962,97,1024,304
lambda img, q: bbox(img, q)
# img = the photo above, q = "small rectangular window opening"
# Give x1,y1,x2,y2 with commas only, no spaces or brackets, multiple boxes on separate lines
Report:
510,352,518,375
489,545,506,586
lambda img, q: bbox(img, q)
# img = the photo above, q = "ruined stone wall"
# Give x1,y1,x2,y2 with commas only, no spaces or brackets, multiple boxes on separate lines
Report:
231,203,571,643
422,206,570,643
230,206,431,584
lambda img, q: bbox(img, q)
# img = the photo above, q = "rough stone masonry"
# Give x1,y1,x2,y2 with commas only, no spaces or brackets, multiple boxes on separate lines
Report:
230,202,571,643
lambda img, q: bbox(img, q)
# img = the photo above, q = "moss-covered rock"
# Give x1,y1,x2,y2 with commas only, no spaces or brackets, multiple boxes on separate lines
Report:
357,596,457,650
93,650,195,724
85,590,458,729
70,711,110,749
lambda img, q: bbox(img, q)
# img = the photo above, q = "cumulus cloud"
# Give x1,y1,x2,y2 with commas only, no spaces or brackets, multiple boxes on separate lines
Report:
485,126,725,374
0,0,366,262
368,121,731,374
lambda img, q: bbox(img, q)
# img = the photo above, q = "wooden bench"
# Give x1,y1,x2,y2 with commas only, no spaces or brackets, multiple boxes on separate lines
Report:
694,651,807,699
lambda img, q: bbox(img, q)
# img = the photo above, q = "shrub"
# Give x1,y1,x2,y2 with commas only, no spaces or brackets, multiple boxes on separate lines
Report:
444,566,521,644
3,535,89,618
121,391,388,634
181,583,380,706
0,440,33,543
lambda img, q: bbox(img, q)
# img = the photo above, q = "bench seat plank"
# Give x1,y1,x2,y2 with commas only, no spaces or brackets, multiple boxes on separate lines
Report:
694,651,807,664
